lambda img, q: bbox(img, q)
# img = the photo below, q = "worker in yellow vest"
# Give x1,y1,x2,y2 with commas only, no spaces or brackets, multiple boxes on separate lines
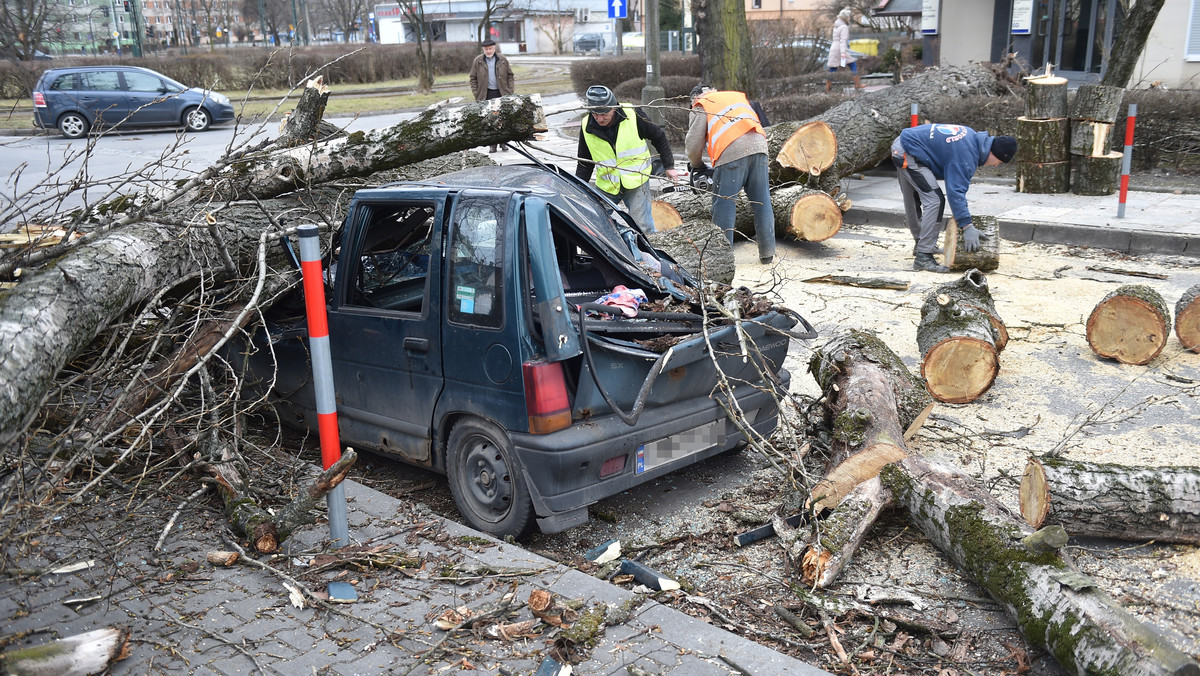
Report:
575,85,684,232
685,85,776,264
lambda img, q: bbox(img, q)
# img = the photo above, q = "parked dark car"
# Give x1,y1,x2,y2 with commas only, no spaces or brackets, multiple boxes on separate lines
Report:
573,32,607,54
239,162,810,539
33,65,235,139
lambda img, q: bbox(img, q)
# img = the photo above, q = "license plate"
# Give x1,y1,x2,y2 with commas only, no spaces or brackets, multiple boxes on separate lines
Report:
636,419,727,474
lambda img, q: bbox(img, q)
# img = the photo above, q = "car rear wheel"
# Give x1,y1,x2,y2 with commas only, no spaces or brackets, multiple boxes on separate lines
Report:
57,113,90,139
446,418,535,539
184,106,211,132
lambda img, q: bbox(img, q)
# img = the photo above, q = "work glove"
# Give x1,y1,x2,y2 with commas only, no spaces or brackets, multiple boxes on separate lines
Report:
961,223,987,252
840,58,847,68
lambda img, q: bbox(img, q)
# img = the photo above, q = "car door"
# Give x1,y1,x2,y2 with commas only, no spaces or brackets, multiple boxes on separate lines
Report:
121,70,178,126
327,197,445,465
79,70,129,127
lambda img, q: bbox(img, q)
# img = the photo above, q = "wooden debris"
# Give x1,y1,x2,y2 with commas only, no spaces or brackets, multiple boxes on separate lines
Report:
943,216,1000,272
1177,283,1200,352
1086,284,1170,365
205,551,239,567
774,120,838,177
528,589,578,628
917,271,1006,403
0,224,82,249
0,625,131,676
1086,265,1168,280
802,275,909,291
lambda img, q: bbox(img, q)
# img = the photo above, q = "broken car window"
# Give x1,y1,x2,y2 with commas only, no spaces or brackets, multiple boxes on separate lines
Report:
349,203,436,313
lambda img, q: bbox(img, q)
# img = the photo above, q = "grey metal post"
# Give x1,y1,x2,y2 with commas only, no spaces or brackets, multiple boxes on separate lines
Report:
641,0,663,125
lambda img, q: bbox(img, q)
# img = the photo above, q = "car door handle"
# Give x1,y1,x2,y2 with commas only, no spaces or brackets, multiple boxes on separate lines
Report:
403,337,429,352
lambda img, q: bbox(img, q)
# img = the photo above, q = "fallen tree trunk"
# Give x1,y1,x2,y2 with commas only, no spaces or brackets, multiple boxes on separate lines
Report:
1086,284,1170,365
772,120,837,178
1019,457,1200,544
883,454,1200,676
210,94,547,201
767,66,1008,188
917,272,1006,403
1177,284,1200,352
0,626,130,676
656,185,843,242
646,219,735,285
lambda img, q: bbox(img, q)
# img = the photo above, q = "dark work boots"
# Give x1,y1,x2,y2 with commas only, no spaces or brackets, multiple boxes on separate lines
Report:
913,252,950,273
913,244,943,255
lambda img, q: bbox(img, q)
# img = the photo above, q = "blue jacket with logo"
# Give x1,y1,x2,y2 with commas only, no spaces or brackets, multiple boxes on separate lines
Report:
898,124,995,228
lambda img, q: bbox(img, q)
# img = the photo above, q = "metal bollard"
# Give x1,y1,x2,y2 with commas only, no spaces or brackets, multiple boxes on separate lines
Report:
1117,103,1137,219
297,224,349,547
911,103,919,127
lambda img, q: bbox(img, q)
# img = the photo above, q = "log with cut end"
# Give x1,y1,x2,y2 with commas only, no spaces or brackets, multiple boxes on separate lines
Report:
773,120,838,178
917,273,1005,403
1020,457,1200,544
942,216,1000,272
882,454,1200,676
646,219,734,285
1070,120,1114,157
1086,284,1170,365
1015,116,1069,164
925,268,1008,352
1016,160,1070,193
1176,283,1200,352
0,626,131,676
656,185,843,243
1073,151,1124,196
650,198,683,231
1069,83,1126,123
1023,73,1068,119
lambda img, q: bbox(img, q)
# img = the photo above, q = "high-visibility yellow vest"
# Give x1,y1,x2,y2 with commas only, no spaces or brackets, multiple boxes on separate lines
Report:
582,106,652,194
694,91,763,165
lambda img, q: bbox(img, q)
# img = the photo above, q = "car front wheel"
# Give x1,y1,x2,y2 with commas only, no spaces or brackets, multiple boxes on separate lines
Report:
446,418,535,539
184,107,211,132
57,113,90,139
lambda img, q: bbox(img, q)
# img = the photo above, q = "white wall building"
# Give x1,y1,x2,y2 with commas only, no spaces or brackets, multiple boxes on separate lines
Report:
372,0,613,54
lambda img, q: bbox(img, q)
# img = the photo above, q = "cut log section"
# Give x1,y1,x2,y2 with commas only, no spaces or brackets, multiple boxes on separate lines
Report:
1073,151,1124,196
774,120,838,177
1069,83,1126,124
801,476,893,588
1085,284,1170,365
651,198,684,231
1023,73,1069,119
646,220,735,285
1019,457,1200,544
1015,116,1069,164
1016,160,1070,193
917,273,1005,403
1069,120,1114,157
1176,283,1200,352
882,454,1200,676
0,626,131,676
942,216,1000,272
657,185,844,243
923,267,1007,352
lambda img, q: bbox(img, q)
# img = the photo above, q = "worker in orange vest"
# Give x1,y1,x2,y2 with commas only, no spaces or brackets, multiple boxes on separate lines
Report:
685,85,775,264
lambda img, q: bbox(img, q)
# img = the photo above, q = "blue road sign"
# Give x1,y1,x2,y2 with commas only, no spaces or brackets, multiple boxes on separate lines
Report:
608,0,626,19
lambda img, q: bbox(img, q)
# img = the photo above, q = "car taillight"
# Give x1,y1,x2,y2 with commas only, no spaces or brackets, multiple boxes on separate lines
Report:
33,92,46,108
523,361,571,435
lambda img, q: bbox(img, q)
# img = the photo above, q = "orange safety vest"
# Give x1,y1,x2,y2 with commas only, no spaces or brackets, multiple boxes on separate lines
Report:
693,91,764,165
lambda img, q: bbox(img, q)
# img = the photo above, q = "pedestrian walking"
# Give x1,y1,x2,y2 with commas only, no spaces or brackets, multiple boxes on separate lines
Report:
826,8,861,93
470,38,514,153
685,85,776,264
891,123,1017,272
575,85,683,232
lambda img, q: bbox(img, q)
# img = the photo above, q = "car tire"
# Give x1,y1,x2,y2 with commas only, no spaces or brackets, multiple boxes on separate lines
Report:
57,112,90,139
184,106,211,132
446,417,535,539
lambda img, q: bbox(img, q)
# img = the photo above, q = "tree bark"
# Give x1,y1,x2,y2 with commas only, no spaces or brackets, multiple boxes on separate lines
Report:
942,216,1000,273
1019,457,1200,544
766,66,1007,187
1073,151,1124,196
1016,160,1070,194
801,476,894,588
882,454,1200,676
1023,73,1068,119
1176,284,1200,353
657,185,843,242
1086,284,1170,365
917,272,1005,403
0,626,130,676
278,76,341,148
646,220,735,285
691,0,757,98
1070,120,1115,157
1015,116,1069,163
209,94,547,201
1100,0,1168,89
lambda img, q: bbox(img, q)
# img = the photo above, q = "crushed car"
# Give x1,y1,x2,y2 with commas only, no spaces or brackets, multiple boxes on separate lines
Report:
240,160,813,538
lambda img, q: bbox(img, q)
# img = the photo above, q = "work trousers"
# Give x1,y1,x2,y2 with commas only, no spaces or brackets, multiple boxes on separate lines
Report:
712,153,776,261
612,181,655,233
891,137,946,255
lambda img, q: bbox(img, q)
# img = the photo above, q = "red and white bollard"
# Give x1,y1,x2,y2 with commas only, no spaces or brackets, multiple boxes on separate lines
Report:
298,224,349,547
911,103,919,127
1117,103,1137,219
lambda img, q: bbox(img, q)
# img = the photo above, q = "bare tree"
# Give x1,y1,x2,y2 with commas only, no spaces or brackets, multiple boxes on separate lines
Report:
241,0,293,45
528,0,572,54
396,0,438,93
314,0,368,42
0,0,58,59
477,0,516,43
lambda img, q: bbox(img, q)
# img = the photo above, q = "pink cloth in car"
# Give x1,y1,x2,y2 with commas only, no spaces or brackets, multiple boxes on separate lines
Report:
595,285,647,317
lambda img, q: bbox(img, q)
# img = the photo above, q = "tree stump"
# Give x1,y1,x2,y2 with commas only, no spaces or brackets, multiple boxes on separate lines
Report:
1176,283,1200,352
1069,120,1115,157
1016,160,1071,193
646,219,735,285
1015,116,1069,164
1073,151,1124,196
917,272,1005,403
942,216,1000,272
1085,284,1170,365
774,120,838,178
1023,73,1068,119
1020,457,1200,544
1069,83,1126,124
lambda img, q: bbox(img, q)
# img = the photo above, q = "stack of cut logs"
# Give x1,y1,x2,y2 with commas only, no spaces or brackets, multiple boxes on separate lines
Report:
1069,82,1128,196
1015,70,1071,193
1086,282,1200,364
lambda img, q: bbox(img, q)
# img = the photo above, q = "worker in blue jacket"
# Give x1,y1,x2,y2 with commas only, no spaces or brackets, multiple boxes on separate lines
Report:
890,124,1017,272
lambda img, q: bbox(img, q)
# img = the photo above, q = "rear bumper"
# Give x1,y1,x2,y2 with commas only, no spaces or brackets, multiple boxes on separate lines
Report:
511,368,790,519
